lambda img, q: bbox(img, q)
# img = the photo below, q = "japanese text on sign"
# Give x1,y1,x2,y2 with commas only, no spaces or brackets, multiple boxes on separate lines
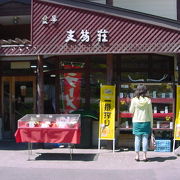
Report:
65,29,109,43
63,65,82,113
99,85,115,140
42,15,58,24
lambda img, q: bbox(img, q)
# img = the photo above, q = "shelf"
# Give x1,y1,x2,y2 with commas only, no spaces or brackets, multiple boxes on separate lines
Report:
151,98,173,103
119,128,132,131
119,98,173,104
120,112,174,118
119,128,173,131
153,128,173,131
153,113,174,118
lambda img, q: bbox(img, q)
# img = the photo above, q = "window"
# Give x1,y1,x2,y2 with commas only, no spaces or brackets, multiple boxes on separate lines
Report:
118,54,174,82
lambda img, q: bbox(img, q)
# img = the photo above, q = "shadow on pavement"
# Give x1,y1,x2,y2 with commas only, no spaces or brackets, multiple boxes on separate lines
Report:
0,141,27,150
0,141,45,151
148,156,177,162
0,140,53,151
35,153,99,161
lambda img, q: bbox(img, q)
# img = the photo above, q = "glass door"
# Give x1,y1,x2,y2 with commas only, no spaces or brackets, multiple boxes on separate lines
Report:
1,76,36,138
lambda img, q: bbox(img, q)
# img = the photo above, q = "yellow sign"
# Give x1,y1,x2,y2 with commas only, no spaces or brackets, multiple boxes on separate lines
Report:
174,85,180,140
99,85,115,140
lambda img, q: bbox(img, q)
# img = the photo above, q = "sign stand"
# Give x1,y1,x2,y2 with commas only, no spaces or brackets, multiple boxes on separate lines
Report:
98,138,115,153
173,123,180,153
173,138,176,152
112,139,115,153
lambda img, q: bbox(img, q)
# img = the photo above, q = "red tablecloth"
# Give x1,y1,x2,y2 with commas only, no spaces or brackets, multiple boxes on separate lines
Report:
15,128,81,144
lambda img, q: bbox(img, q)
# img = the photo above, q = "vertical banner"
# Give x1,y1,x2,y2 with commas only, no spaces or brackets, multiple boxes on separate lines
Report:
63,64,81,113
99,85,116,140
174,85,180,140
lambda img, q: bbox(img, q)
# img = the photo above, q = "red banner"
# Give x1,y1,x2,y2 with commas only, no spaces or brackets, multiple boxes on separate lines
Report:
63,64,82,113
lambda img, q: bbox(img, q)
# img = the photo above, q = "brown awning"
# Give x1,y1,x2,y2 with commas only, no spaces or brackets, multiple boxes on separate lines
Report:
1,0,180,56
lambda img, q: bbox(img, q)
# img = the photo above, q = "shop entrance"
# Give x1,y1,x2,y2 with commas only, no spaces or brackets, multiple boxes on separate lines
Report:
1,76,36,139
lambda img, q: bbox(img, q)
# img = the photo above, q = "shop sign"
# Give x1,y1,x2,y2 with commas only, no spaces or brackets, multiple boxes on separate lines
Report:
65,29,109,43
99,85,116,140
41,15,109,43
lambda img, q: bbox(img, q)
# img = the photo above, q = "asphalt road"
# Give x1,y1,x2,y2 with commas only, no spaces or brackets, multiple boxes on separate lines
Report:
0,168,157,180
0,165,179,180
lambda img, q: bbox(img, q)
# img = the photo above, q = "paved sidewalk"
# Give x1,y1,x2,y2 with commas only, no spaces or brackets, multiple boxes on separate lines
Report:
0,141,179,180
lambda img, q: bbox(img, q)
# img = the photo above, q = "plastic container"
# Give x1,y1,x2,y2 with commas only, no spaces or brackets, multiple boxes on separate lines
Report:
152,91,157,98
154,106,157,113
125,121,129,128
165,106,168,113
157,121,160,128
154,139,171,152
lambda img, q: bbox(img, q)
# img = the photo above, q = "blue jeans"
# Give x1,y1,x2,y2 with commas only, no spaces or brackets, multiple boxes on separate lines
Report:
135,134,149,152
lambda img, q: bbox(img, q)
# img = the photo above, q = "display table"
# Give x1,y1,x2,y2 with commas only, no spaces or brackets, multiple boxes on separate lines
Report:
14,114,81,160
15,127,81,144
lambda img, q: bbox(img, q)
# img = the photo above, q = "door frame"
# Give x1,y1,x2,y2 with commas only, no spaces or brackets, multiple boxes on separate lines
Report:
1,76,36,137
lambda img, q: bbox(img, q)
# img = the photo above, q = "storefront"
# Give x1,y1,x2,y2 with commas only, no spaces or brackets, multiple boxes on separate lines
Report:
0,0,180,148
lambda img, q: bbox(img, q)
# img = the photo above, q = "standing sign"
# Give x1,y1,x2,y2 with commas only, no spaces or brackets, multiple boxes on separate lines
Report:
173,85,180,151
174,85,180,140
174,112,180,140
98,85,116,152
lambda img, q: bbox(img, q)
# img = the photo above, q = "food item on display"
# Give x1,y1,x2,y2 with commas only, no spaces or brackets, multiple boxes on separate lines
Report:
28,121,35,127
49,121,57,128
41,121,51,128
34,121,41,127
18,114,80,129
56,117,67,128
56,121,67,128
55,116,79,128
25,122,29,127
67,121,77,128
